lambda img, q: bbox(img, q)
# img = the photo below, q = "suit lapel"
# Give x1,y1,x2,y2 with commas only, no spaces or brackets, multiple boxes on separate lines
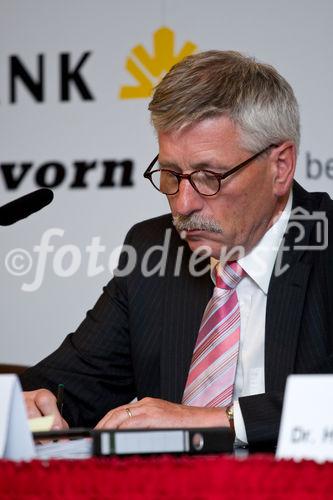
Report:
265,181,316,390
160,242,213,403
265,262,312,391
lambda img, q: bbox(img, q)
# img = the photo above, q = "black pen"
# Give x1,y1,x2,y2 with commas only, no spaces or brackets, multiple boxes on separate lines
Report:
56,383,64,416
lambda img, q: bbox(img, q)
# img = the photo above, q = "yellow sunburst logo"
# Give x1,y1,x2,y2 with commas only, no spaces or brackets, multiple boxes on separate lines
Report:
119,27,197,99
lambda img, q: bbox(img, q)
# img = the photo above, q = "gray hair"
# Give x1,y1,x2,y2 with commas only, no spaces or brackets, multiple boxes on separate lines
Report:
148,50,300,154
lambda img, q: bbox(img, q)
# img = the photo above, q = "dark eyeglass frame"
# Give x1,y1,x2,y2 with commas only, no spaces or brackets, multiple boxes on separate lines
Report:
143,143,278,196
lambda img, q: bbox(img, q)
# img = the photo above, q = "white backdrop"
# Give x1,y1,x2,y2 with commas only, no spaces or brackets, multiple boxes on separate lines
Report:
1,0,333,365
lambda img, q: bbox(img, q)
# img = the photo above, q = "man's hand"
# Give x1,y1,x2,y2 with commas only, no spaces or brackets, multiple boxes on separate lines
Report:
95,397,229,430
24,389,69,430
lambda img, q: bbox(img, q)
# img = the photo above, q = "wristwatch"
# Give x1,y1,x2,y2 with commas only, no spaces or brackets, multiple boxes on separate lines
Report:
226,405,235,432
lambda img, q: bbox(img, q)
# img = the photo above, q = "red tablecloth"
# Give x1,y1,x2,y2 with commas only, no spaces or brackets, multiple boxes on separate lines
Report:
1,454,333,499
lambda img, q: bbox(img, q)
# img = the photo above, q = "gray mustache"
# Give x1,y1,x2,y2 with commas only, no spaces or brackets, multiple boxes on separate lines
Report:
172,214,223,234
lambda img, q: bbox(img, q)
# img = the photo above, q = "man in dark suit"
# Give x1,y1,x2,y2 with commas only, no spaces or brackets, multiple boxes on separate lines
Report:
21,51,333,447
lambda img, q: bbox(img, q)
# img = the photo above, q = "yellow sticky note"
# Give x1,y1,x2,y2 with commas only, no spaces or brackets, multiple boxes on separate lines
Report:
28,415,54,432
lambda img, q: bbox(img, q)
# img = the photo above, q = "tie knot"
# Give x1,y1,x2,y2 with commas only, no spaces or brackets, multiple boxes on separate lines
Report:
215,261,245,290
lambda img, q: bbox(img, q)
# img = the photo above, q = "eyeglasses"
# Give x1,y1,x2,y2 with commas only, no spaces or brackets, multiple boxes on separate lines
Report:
143,144,277,196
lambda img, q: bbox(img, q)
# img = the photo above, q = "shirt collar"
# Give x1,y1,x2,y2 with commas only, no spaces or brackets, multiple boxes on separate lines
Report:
211,191,292,294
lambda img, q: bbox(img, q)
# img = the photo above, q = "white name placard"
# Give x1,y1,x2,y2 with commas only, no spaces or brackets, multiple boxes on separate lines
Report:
276,375,333,463
0,374,35,461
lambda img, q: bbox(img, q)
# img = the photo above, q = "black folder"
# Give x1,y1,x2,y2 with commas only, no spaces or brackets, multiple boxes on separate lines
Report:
33,427,234,456
92,427,234,456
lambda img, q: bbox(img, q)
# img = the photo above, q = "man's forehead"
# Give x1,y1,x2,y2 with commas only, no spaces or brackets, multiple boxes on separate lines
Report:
157,117,244,166
157,116,238,141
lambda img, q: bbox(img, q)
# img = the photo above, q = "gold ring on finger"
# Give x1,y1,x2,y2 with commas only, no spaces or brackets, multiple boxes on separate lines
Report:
125,407,133,418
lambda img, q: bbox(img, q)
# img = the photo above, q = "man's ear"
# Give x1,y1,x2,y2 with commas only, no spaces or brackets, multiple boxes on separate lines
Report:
271,141,297,196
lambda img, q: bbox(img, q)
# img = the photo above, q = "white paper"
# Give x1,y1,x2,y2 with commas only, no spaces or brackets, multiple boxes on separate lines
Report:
0,374,35,460
277,374,333,463
35,438,92,460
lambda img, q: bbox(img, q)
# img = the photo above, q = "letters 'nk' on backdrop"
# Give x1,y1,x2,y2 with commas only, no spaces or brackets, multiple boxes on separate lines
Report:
1,0,333,365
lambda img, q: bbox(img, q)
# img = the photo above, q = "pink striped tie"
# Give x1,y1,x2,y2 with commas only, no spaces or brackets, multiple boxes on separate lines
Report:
182,261,245,407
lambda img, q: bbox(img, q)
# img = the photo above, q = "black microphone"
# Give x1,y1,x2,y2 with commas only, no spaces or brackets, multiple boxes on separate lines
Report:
0,188,54,226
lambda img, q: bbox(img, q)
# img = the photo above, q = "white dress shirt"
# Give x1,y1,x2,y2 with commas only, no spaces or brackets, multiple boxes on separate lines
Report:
211,193,292,443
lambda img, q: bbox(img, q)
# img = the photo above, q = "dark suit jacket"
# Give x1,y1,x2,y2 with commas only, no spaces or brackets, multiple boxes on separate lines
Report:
20,181,333,447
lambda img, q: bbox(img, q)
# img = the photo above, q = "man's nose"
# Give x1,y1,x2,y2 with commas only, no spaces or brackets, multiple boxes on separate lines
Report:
169,178,204,216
